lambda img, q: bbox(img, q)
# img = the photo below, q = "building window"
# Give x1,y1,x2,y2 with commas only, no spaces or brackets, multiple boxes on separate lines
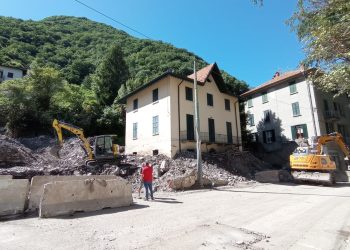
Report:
292,102,301,116
247,98,253,108
291,124,308,139
263,130,275,144
152,115,159,135
262,92,268,103
185,87,193,101
152,88,158,102
225,99,230,111
208,118,215,142
263,110,271,123
226,122,233,144
0,70,3,78
133,99,138,110
186,114,194,140
289,81,297,94
133,123,138,140
248,114,255,126
7,72,13,78
207,93,213,106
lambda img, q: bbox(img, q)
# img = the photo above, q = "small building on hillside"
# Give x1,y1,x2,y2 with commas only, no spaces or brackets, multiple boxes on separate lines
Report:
119,63,242,158
240,67,350,151
0,65,26,83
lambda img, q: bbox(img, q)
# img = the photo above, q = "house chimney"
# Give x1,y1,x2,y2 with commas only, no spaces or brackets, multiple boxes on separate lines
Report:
299,63,305,71
273,71,280,79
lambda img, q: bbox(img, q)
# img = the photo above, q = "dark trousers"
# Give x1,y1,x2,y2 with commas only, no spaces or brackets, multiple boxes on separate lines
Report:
144,181,153,200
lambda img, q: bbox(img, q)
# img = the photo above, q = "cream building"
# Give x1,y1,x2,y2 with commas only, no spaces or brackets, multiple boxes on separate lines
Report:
119,63,242,158
241,67,350,151
0,65,26,83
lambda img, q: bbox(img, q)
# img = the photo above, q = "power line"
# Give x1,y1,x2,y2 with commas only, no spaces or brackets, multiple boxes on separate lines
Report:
72,0,152,39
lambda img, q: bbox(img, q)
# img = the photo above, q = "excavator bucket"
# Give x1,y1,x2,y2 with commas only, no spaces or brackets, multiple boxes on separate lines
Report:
50,145,62,158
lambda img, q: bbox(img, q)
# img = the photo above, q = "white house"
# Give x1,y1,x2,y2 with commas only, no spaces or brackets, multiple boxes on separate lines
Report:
0,65,26,83
241,67,350,151
119,63,242,158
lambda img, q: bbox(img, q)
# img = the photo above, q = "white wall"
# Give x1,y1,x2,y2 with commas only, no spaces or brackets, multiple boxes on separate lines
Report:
0,66,24,82
245,76,350,144
245,77,318,141
125,77,173,157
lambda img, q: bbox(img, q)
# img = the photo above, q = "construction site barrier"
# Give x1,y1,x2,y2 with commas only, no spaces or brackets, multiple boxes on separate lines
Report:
0,175,13,179
0,179,29,216
39,177,133,218
28,175,118,211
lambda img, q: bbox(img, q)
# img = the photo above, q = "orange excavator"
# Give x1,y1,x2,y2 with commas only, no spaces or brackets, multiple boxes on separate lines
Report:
290,132,350,185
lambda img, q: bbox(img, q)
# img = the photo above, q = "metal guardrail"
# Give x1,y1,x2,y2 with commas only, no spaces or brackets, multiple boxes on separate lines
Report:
180,131,241,145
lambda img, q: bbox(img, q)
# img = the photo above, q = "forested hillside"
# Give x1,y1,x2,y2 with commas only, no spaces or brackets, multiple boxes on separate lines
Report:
0,16,248,138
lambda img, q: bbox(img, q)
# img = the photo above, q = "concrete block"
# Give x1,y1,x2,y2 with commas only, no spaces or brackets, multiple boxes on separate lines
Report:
28,175,117,211
255,170,280,183
0,179,29,216
0,175,12,179
39,177,133,218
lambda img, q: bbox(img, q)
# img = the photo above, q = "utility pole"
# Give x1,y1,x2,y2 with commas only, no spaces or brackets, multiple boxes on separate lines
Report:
194,60,203,187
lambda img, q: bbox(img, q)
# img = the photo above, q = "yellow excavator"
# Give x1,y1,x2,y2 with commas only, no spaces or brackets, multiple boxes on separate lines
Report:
290,132,350,185
51,119,123,168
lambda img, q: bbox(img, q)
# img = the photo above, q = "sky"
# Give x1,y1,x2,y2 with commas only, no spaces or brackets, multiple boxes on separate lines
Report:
0,0,305,87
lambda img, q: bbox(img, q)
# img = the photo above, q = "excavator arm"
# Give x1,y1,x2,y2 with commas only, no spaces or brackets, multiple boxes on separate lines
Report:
316,132,350,158
51,119,94,160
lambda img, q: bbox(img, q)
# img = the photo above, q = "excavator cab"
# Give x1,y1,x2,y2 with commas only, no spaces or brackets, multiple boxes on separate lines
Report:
93,135,119,160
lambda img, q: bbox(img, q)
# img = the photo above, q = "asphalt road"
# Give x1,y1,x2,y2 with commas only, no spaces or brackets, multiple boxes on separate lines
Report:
1,183,350,250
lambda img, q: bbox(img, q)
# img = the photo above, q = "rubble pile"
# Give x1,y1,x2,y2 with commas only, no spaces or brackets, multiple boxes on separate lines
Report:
127,150,266,192
0,135,270,190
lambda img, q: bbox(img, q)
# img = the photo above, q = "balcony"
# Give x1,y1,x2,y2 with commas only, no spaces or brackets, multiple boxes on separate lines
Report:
324,110,340,121
180,131,241,145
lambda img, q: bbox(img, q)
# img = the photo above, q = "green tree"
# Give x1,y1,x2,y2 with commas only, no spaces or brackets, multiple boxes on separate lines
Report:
289,0,350,96
92,45,129,105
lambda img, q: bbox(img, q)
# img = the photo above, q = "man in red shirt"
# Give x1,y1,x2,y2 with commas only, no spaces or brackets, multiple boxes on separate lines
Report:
141,162,154,200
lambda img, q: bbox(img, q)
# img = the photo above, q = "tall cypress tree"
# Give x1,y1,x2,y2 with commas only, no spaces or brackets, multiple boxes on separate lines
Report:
93,44,129,106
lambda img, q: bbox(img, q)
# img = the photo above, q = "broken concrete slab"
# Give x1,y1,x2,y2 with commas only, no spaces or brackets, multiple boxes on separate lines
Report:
0,179,29,216
28,175,118,212
0,175,12,179
39,177,133,218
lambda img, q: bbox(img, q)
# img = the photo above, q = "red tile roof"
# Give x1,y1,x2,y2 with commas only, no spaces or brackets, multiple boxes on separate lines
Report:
187,63,215,83
240,68,312,98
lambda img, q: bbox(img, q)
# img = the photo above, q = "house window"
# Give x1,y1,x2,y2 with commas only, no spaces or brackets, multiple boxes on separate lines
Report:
263,110,271,123
248,114,255,126
247,98,253,108
291,124,308,139
186,114,194,140
262,92,268,103
152,88,158,102
185,87,193,101
0,70,3,78
207,93,213,106
133,99,138,110
133,123,138,140
289,81,297,94
208,118,215,142
7,72,13,78
152,115,159,135
225,99,230,111
292,102,301,116
263,130,275,144
226,122,233,144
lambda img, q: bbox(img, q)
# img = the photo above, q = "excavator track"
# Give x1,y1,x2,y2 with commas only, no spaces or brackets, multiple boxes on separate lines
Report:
292,171,335,185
